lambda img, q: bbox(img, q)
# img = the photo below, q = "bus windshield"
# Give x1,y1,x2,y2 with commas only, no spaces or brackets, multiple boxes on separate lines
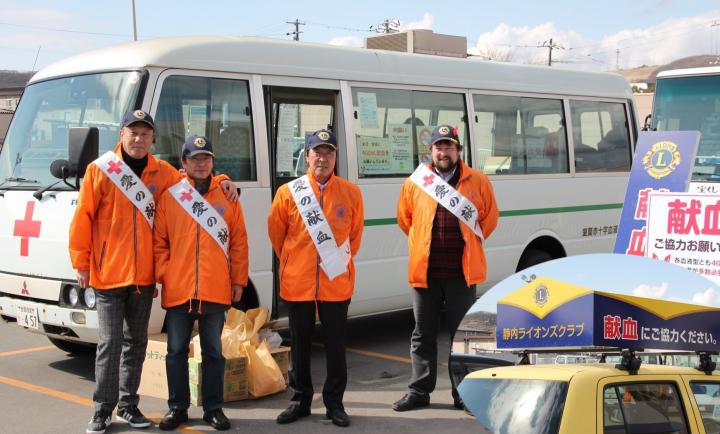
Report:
652,74,720,181
0,71,144,187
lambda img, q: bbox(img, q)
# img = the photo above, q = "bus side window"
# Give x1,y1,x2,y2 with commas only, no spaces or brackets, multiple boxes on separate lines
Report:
473,93,568,175
571,100,631,173
153,75,257,181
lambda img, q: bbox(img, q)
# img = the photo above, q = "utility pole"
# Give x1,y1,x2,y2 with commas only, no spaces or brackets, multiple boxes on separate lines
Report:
538,38,563,66
372,19,400,34
616,48,620,70
131,0,138,41
286,18,305,41
712,20,720,55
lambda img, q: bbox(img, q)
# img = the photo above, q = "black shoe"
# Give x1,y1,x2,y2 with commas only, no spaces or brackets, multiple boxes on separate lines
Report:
276,403,311,424
86,409,112,434
326,408,350,427
453,396,465,410
159,409,188,431
117,405,152,428
203,409,231,431
392,393,430,412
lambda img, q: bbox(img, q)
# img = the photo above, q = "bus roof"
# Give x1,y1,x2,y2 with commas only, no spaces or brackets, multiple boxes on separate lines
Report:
31,36,632,99
656,65,720,79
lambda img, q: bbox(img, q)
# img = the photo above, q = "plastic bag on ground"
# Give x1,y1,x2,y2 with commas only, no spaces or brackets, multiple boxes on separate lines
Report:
240,340,286,397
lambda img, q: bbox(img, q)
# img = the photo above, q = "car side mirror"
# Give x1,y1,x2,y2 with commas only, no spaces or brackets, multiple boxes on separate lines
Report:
67,127,98,189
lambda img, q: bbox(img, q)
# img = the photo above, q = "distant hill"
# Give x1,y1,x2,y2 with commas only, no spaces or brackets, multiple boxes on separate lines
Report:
615,54,720,84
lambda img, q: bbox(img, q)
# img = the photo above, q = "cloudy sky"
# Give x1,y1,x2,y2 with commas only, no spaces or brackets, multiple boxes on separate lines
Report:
2,0,719,72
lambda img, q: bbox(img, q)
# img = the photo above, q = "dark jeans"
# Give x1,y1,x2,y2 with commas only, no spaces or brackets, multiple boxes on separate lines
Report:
165,309,225,413
286,299,350,410
408,278,475,401
93,285,154,412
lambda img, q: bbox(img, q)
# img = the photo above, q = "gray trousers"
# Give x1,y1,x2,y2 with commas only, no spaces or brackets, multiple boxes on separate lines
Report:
93,285,154,412
408,278,475,400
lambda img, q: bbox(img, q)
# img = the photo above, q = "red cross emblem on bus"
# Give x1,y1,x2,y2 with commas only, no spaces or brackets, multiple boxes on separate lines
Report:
107,160,123,174
180,190,193,202
21,281,29,295
422,174,434,187
13,201,41,257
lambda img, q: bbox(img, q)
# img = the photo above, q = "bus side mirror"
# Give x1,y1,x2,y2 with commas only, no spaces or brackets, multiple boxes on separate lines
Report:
641,114,652,131
68,127,98,188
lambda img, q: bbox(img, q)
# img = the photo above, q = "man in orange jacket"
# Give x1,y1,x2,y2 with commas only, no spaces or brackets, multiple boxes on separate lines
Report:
393,125,499,412
154,136,248,431
69,111,237,434
268,129,364,428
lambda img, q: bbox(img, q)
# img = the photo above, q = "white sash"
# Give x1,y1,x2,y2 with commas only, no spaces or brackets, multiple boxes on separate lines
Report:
95,151,155,228
168,179,230,258
289,175,351,280
409,164,485,241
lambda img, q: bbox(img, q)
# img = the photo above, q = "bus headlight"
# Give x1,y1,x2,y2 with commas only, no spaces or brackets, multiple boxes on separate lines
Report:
83,288,96,309
68,287,80,307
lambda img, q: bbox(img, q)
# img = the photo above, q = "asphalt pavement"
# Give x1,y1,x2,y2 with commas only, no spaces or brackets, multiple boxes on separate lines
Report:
0,309,478,433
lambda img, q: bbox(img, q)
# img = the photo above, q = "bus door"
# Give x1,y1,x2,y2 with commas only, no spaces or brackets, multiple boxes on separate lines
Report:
263,85,338,319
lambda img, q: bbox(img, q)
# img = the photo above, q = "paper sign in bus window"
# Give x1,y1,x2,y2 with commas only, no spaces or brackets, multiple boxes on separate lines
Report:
357,92,379,130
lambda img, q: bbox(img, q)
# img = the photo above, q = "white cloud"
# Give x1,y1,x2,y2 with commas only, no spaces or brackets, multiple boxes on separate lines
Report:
328,36,363,48
692,287,720,307
471,9,720,71
633,282,669,299
400,12,434,31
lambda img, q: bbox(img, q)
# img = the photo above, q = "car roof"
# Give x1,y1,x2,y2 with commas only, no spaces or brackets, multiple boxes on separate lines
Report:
465,363,720,382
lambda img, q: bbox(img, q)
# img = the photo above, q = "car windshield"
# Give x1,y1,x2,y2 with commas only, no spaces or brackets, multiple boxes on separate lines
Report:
462,378,568,434
652,74,720,181
0,71,143,187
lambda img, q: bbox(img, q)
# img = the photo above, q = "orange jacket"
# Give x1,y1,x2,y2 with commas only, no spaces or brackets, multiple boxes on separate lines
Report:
69,144,181,290
397,161,499,288
268,171,364,302
154,175,248,308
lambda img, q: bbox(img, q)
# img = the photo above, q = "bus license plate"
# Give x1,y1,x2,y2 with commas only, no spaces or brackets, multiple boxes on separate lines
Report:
16,303,40,330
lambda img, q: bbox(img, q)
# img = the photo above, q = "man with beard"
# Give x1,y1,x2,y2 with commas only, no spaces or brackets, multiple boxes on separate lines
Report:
392,124,499,412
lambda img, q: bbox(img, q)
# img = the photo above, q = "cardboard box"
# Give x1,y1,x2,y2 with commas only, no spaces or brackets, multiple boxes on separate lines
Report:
137,333,195,400
270,346,291,383
189,356,249,406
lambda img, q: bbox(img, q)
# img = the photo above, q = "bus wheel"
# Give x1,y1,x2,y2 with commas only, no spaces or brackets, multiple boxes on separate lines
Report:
47,337,96,356
517,249,554,272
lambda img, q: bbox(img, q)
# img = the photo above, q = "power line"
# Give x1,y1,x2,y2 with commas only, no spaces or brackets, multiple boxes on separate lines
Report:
304,20,372,33
0,21,128,37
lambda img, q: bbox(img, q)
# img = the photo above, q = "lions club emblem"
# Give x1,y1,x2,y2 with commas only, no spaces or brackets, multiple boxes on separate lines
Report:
194,137,207,148
534,283,549,308
318,131,330,141
642,141,681,179
438,126,450,135
133,110,146,120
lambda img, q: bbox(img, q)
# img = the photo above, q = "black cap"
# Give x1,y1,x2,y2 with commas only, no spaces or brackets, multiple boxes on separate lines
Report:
306,129,337,150
121,109,155,130
430,124,460,146
182,135,214,158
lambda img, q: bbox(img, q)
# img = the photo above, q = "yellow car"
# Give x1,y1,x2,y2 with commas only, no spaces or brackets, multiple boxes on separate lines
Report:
460,362,720,434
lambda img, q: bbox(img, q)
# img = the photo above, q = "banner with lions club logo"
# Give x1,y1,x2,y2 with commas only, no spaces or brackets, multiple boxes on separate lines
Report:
496,275,720,351
613,131,700,256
